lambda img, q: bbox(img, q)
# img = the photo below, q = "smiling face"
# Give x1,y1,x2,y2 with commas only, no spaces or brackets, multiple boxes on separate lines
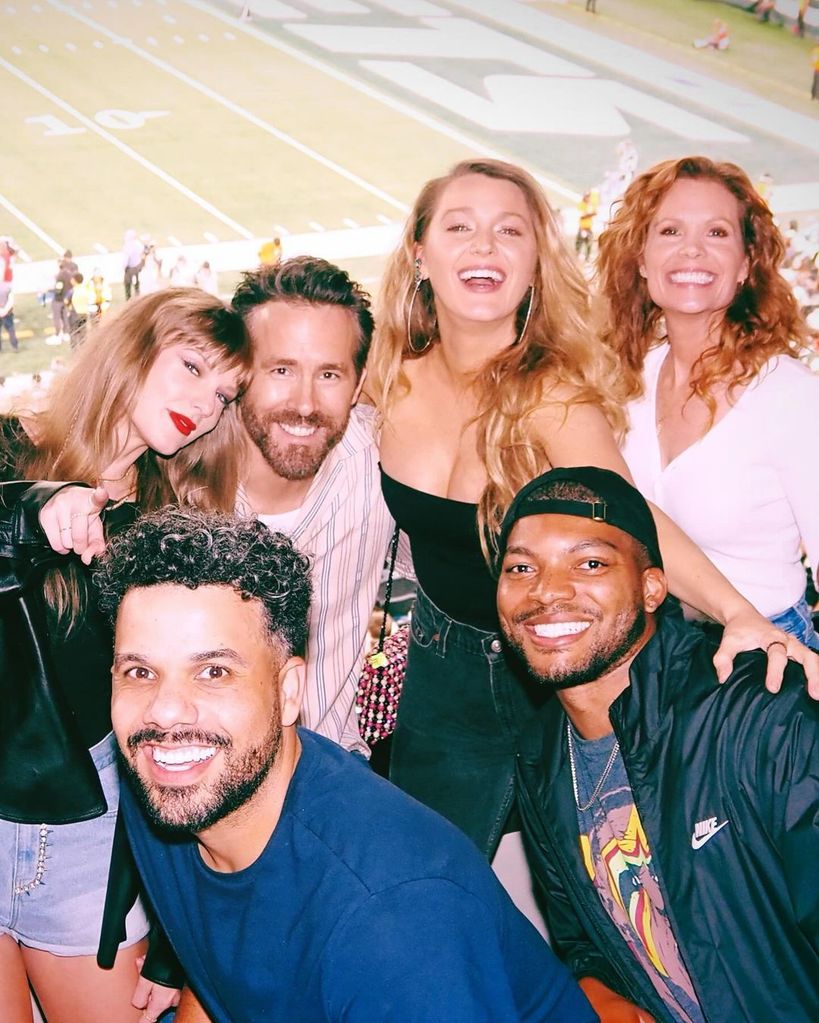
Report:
497,515,665,691
640,178,749,323
112,583,304,836
417,173,538,335
240,301,364,481
129,343,240,456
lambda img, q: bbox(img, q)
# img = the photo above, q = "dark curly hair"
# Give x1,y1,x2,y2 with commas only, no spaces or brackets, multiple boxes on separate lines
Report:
94,507,312,657
232,256,374,378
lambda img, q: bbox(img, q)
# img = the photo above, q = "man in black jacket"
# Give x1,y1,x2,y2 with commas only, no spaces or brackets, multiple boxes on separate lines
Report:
495,466,819,1023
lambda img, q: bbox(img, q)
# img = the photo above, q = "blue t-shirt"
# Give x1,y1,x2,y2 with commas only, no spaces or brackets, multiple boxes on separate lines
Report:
122,729,594,1022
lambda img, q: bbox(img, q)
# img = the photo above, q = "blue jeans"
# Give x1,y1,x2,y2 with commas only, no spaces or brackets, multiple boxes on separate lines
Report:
389,588,548,858
769,596,819,650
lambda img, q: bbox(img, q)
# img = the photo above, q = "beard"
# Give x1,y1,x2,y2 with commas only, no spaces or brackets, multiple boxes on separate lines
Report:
241,403,348,481
121,718,282,836
504,604,647,691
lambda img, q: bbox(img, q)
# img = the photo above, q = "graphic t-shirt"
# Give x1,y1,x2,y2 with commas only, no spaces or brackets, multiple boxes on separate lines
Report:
570,726,705,1023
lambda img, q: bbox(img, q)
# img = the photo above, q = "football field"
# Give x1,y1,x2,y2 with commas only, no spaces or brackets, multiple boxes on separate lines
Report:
1,0,817,318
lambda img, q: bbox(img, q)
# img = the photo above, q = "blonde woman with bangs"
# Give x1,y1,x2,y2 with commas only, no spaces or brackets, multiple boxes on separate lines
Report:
600,155,819,647
371,158,818,861
0,288,250,1023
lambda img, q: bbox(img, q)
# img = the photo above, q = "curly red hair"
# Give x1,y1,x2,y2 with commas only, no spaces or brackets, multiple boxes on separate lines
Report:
596,156,806,414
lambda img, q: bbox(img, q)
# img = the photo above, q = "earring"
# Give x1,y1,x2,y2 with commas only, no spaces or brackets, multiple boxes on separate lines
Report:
515,286,534,346
407,259,431,354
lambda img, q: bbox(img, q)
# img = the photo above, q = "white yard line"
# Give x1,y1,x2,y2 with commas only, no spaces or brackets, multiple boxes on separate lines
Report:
0,189,63,254
1,55,254,239
49,0,412,213
183,0,579,202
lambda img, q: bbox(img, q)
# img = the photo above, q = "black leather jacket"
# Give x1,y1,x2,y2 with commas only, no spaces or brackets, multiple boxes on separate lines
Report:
0,480,107,822
516,614,819,1023
0,480,183,986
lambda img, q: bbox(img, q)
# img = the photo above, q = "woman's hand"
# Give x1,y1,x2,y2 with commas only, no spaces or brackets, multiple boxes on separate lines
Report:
714,607,819,698
38,484,109,565
132,954,182,1022
578,977,656,1022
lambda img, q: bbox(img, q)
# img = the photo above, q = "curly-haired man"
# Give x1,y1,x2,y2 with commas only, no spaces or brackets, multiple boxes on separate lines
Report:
96,507,594,1023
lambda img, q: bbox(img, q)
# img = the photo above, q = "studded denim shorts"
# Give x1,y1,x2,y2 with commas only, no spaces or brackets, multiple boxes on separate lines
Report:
0,732,150,956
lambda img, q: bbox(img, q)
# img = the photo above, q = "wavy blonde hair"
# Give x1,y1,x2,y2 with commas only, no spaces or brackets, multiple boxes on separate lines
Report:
368,158,624,554
16,288,251,625
597,156,806,417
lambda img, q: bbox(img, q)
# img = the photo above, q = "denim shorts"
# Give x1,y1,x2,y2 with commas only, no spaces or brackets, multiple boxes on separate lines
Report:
0,732,150,956
769,596,819,650
389,588,549,858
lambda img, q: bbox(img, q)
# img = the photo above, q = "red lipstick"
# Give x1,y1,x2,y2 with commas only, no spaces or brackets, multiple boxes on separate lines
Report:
169,411,195,436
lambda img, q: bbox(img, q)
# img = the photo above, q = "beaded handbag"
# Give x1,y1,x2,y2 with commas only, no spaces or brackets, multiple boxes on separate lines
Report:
355,527,408,744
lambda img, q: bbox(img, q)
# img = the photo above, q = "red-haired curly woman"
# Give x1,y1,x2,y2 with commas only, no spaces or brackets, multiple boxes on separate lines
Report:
598,156,818,646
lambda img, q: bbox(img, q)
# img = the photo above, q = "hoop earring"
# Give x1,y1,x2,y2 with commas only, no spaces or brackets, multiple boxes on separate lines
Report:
407,258,431,354
516,286,534,346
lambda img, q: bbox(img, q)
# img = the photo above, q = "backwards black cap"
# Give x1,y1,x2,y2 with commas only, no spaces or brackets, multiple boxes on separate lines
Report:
496,466,663,574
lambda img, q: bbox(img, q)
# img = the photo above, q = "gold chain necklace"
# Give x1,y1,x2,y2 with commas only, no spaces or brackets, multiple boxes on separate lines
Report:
566,721,620,813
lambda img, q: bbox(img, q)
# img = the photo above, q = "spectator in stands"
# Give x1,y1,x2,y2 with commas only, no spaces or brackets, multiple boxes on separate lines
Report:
258,237,283,266
88,268,113,322
122,229,145,301
140,241,164,294
68,271,90,347
598,155,819,646
0,279,18,353
50,250,78,345
693,19,730,50
196,260,219,296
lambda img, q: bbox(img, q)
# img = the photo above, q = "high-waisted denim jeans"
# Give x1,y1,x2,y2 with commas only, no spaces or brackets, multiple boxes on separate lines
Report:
769,595,819,650
389,588,549,858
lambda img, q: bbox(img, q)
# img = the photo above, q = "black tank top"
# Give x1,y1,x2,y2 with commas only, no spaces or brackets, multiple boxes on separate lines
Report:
380,467,498,631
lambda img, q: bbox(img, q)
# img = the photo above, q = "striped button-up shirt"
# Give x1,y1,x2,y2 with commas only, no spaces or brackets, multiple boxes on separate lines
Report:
240,404,394,756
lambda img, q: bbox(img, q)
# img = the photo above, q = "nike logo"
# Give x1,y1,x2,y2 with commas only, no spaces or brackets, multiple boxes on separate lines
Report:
691,817,729,850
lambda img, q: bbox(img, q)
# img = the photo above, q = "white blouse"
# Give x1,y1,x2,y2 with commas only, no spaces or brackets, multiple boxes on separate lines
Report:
621,343,819,618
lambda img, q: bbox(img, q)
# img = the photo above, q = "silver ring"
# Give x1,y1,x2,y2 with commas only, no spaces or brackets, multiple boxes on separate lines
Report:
60,526,72,534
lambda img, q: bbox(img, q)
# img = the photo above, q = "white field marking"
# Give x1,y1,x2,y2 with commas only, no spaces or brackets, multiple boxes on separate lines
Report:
6,6,17,14
172,34,184,42
93,40,103,47
81,0,90,6
167,235,183,246
65,41,77,50
372,0,450,14
51,0,412,214
32,2,42,9
107,0,117,7
11,46,22,55
94,242,109,253
197,32,209,40
38,44,49,52
0,56,255,239
223,31,235,40
302,0,367,13
273,224,290,235
308,220,326,231
342,217,359,228
376,213,394,225
0,190,63,254
162,12,175,20
146,35,157,44
181,0,577,202
203,231,218,242
449,0,819,156
18,249,32,262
